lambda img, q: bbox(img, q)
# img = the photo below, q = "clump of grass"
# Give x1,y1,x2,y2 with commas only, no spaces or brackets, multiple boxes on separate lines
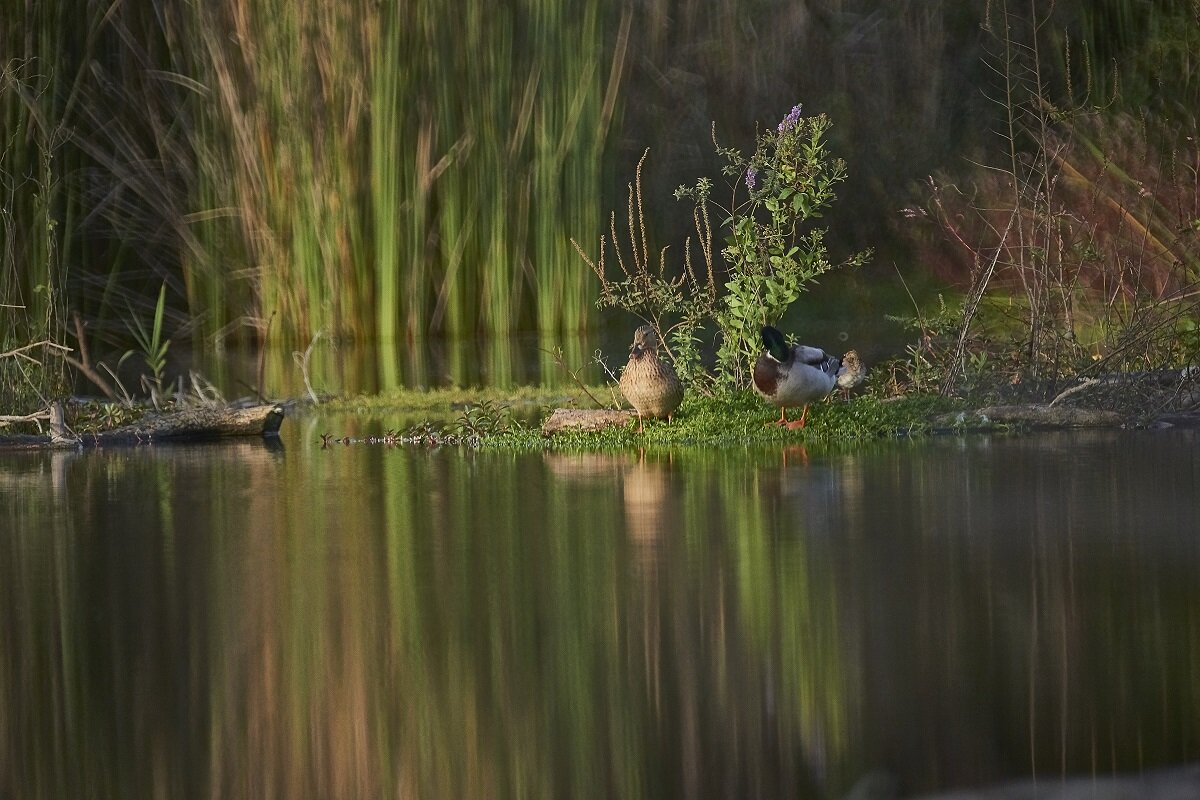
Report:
126,283,172,407
309,380,963,452
309,391,958,454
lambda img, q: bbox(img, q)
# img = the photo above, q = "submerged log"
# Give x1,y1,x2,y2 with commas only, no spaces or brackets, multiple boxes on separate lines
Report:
935,403,1124,430
0,403,285,449
541,408,635,435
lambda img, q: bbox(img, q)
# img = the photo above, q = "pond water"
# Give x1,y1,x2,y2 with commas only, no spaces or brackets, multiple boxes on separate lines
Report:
3,420,1199,799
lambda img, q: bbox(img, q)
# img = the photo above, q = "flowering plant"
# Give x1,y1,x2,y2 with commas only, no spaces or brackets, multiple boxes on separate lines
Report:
574,104,866,393
675,103,870,386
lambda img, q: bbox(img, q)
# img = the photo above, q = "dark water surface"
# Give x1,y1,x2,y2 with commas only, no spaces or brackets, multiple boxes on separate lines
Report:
3,423,1199,799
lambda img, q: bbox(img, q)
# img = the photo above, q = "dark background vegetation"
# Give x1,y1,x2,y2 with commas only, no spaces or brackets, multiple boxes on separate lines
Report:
2,0,1199,401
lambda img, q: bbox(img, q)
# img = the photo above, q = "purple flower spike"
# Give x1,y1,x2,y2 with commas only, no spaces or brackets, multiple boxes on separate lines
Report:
745,166,758,191
777,104,803,133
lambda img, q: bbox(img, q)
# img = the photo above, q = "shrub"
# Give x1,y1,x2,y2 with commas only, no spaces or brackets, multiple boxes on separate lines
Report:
574,104,869,392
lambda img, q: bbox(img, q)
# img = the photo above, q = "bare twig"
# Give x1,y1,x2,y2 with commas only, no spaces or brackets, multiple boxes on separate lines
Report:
942,206,1020,395
293,329,323,404
59,313,119,400
1048,377,1100,407
0,410,51,427
0,339,70,362
541,347,609,408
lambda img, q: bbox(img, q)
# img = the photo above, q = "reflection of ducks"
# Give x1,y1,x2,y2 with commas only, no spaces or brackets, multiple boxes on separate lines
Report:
543,450,676,570
753,326,858,429
621,452,677,572
768,448,868,542
542,453,625,484
782,444,809,467
622,454,670,546
619,325,683,433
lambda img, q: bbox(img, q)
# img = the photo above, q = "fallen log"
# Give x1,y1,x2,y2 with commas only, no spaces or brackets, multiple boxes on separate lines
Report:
0,403,285,449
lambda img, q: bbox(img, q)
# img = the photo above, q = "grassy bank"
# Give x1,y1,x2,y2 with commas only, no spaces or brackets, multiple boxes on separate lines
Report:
313,386,962,451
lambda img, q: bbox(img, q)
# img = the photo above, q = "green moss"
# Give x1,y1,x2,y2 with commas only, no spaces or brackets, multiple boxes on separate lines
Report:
476,391,963,452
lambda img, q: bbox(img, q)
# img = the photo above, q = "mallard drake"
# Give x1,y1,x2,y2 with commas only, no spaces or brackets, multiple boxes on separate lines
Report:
753,325,859,429
619,325,683,433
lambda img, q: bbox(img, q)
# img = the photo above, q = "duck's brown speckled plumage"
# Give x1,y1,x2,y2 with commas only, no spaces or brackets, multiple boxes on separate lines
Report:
835,349,865,397
620,325,683,431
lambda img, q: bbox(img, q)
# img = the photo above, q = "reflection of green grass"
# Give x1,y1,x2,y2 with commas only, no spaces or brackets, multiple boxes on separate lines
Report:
323,384,616,413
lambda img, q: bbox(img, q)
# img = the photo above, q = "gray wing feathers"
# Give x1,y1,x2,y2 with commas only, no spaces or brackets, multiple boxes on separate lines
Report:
793,345,842,377
793,346,828,365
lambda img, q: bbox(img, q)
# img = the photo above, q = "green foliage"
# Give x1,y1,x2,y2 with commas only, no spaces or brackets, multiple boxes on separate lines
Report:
579,106,869,394
66,399,140,433
451,400,522,439
126,284,171,389
678,107,871,386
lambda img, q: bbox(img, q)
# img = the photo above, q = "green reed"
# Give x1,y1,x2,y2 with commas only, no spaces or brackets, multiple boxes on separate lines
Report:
171,0,621,347
0,6,82,404
4,0,1196,371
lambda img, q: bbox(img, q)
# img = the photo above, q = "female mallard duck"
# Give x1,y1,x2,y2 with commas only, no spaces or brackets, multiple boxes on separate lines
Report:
753,325,861,429
620,325,683,432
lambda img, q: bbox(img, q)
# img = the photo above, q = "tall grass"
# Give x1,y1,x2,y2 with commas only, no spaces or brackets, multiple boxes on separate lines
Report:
185,0,626,348
181,0,374,345
1,6,81,404
898,0,1200,401
4,0,625,372
2,0,1197,386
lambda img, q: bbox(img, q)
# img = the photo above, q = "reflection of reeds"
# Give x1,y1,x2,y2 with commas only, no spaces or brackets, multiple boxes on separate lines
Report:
6,441,1200,796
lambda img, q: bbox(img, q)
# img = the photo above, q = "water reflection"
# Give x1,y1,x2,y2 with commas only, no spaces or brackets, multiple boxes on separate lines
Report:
200,332,611,400
192,306,907,401
2,429,1199,799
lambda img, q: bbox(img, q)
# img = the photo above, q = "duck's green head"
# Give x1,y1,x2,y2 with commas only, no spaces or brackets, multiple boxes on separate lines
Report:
760,326,791,362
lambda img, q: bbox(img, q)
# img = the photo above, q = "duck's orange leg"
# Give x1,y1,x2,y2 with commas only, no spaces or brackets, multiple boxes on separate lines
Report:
784,404,810,430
